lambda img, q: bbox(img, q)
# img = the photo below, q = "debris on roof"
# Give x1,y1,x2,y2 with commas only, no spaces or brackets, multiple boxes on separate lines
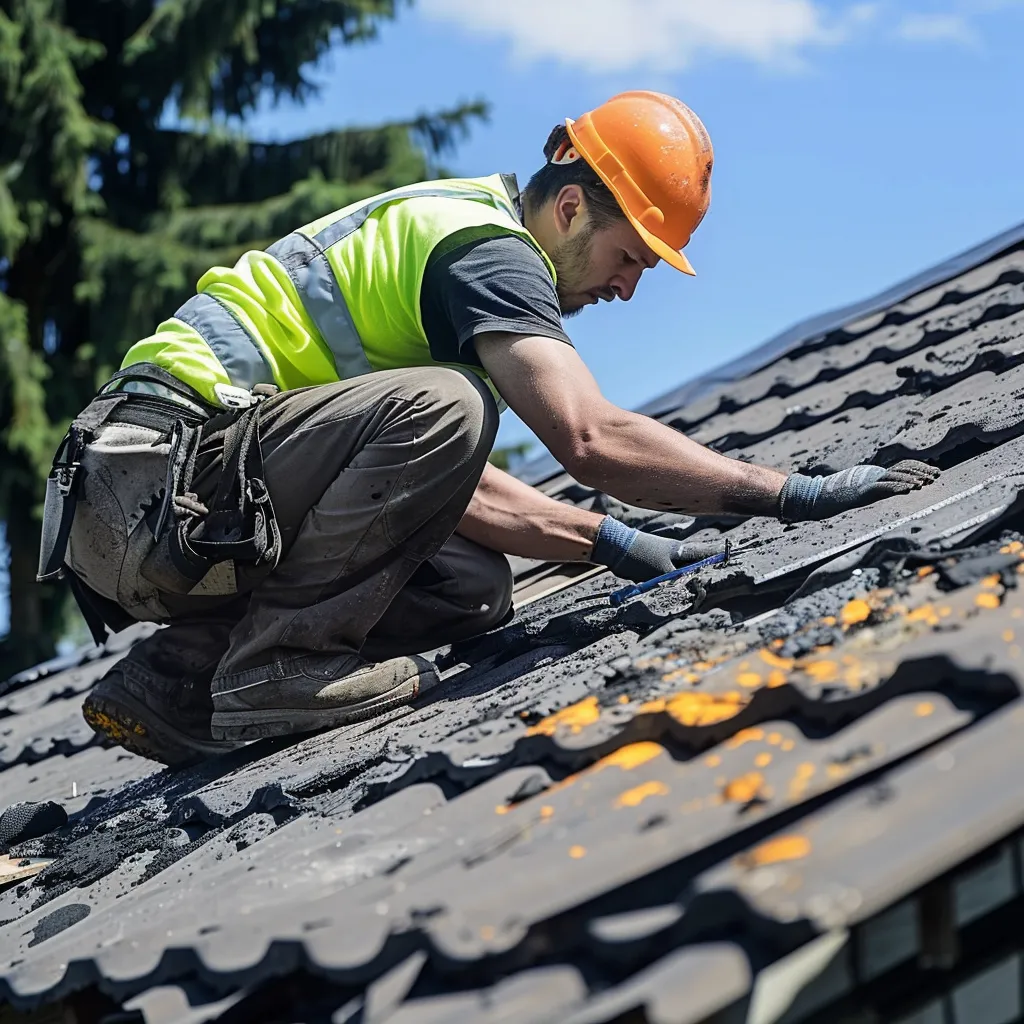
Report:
4,225,1024,1023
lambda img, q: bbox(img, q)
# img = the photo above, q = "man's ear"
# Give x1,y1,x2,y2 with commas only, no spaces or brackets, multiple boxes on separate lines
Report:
552,184,585,236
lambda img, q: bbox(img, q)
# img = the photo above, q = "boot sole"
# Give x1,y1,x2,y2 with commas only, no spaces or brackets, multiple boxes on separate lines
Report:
210,671,429,742
82,686,238,767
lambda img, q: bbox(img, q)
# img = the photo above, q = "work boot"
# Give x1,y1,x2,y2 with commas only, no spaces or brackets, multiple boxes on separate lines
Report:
82,661,242,767
209,653,439,742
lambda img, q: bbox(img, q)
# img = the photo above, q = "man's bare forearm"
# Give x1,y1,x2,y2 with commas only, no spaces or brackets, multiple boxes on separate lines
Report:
571,405,786,515
457,464,604,561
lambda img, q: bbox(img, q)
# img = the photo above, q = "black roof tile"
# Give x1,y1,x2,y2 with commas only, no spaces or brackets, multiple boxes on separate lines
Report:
6,223,1024,1020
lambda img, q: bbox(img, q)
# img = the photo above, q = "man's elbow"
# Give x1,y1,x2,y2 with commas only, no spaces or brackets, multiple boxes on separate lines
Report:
557,426,614,488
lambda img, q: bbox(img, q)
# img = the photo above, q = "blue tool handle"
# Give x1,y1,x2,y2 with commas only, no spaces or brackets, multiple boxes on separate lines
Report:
608,546,730,607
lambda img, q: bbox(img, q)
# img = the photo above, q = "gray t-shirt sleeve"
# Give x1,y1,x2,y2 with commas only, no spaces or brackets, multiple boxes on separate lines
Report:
419,231,572,368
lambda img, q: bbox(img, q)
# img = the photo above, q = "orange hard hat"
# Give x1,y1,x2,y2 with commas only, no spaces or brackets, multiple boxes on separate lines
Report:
565,90,714,276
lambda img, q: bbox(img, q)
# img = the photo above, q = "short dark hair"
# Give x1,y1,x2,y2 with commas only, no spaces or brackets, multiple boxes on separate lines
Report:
522,125,626,229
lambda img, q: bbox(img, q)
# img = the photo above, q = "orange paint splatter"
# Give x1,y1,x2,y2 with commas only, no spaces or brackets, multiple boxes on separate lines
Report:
739,834,812,867
917,565,935,577
767,670,788,688
705,754,722,767
1001,542,1024,555
804,660,839,683
596,742,665,771
640,691,748,727
759,649,795,671
976,592,1001,610
725,727,764,750
737,672,763,688
767,732,783,745
615,780,669,808
907,604,940,626
662,668,700,685
754,752,773,768
540,805,554,819
982,574,1002,589
788,762,817,800
724,772,765,803
841,599,872,626
822,616,837,627
915,702,934,717
1003,630,1015,643
526,696,600,736
569,845,586,859
541,742,666,802
494,805,508,815
781,739,796,752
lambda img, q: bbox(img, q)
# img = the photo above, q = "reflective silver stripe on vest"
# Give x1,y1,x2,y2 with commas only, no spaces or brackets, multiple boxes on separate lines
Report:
267,181,518,381
174,293,274,390
265,232,374,379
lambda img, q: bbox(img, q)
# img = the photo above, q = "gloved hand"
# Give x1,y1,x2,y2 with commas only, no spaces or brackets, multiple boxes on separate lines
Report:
779,460,940,522
591,516,725,583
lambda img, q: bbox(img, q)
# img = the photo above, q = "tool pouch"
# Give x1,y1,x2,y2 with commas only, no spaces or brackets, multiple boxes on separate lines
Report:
140,389,282,596
39,362,281,642
36,397,127,585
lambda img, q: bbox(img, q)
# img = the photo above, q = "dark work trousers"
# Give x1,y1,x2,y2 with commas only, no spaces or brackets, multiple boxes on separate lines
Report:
67,367,511,689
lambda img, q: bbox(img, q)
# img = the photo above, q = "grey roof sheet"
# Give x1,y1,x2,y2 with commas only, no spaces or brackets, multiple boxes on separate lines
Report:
4,229,1024,1022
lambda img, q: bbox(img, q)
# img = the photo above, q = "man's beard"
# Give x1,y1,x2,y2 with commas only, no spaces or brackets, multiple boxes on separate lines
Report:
551,226,595,317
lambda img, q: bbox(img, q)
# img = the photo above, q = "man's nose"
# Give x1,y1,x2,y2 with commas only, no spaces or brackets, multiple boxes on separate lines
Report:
610,267,642,302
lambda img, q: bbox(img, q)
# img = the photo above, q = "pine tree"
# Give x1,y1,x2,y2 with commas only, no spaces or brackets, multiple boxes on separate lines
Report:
0,0,485,676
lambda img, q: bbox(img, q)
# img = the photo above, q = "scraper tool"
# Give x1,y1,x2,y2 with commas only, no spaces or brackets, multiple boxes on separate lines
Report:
609,539,732,606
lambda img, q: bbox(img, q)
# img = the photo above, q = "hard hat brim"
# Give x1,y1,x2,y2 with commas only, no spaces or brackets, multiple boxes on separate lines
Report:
633,224,697,277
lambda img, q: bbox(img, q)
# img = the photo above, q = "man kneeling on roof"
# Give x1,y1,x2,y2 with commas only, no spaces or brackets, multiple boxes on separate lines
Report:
38,91,940,766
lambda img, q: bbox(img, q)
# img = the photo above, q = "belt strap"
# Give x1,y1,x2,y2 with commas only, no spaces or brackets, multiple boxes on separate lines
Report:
37,425,89,583
168,399,281,584
102,363,216,411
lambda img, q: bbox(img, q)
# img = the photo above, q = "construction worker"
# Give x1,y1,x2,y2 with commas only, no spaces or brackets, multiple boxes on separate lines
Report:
39,91,939,766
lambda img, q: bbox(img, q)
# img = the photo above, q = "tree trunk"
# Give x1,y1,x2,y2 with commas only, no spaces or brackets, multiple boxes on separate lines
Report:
0,491,63,679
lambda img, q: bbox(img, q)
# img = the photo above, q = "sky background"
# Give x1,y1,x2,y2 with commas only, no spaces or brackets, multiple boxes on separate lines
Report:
246,0,1024,455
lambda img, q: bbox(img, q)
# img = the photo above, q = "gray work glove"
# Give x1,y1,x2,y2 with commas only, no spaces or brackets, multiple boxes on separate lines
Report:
779,460,940,522
591,516,725,583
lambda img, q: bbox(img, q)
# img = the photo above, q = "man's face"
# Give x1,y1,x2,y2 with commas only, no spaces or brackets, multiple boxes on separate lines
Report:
549,211,660,318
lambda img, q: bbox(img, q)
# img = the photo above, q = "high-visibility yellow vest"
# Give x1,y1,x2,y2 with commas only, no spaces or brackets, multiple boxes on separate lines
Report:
121,174,556,409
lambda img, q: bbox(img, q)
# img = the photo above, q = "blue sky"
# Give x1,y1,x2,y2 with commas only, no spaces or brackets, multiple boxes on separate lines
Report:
245,0,1024,452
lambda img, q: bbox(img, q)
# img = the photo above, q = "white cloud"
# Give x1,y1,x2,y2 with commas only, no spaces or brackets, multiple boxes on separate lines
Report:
896,12,981,44
419,0,878,73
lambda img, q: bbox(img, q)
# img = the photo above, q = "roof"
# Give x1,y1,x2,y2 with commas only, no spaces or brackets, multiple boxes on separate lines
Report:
4,222,1024,1023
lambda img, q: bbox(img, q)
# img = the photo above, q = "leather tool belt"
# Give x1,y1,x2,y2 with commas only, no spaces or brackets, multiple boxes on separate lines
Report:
38,363,282,644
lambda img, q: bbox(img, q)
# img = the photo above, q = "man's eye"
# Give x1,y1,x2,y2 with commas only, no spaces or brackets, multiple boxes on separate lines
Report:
622,251,638,266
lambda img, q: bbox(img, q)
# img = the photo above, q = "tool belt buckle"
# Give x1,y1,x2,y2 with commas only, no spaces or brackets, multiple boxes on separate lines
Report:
54,462,80,497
